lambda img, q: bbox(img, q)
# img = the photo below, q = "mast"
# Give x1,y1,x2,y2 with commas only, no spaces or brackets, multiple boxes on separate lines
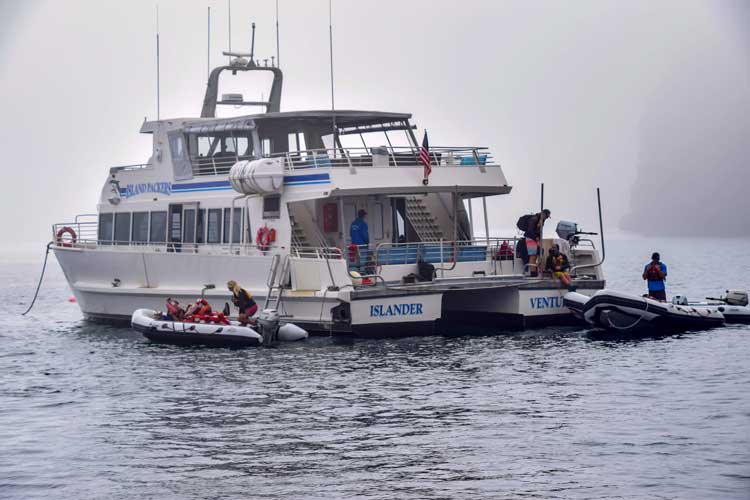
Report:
156,4,160,120
328,0,336,149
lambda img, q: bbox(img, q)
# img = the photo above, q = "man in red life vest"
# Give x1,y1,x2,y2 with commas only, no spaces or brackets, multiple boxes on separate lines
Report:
642,252,668,301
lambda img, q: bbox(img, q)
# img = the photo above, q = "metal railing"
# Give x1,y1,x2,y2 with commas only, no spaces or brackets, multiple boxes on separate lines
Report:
109,163,151,174
371,238,519,268
289,246,343,260
185,146,495,176
191,154,254,176
271,146,495,171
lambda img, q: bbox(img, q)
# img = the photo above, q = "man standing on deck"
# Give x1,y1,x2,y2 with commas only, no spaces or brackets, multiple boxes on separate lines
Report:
643,252,668,301
350,209,369,246
524,209,550,277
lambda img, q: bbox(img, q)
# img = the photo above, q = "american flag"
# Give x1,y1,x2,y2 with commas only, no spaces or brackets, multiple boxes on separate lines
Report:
419,131,431,184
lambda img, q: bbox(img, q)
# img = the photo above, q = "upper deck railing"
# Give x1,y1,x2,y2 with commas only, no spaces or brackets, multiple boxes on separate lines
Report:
272,146,494,171
188,146,495,176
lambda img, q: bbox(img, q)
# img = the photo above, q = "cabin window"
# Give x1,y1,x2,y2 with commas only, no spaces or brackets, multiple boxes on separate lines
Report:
114,212,131,245
263,196,281,219
207,208,222,244
98,213,114,244
183,209,196,243
261,138,272,156
169,134,186,160
198,136,214,157
223,207,242,244
149,211,167,243
132,212,149,242
196,209,205,244
288,132,307,152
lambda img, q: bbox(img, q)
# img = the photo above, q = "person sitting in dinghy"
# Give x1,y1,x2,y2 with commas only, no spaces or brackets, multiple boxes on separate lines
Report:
228,280,258,326
165,298,186,321
643,252,668,302
545,244,572,289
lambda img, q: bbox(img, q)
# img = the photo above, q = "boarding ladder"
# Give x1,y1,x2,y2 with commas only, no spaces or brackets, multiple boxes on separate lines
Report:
264,254,291,310
405,196,444,242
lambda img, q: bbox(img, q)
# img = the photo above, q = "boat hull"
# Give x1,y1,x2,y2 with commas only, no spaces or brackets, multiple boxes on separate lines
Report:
132,309,263,347
574,290,726,336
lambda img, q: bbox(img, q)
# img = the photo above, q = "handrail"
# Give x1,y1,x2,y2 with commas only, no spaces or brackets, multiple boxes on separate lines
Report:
109,163,151,173
370,237,519,273
268,146,495,171
570,188,605,277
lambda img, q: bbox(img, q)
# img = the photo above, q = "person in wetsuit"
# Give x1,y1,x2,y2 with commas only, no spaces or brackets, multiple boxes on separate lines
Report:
227,280,258,325
545,243,572,289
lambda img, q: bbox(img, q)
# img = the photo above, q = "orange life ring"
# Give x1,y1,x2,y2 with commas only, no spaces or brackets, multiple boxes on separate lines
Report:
256,226,271,251
56,226,77,248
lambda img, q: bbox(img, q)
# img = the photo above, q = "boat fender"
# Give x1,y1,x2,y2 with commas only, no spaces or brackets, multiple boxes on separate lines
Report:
56,226,77,248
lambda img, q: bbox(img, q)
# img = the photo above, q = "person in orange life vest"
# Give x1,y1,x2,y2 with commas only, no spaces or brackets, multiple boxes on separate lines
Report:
642,252,668,301
227,280,257,325
524,209,550,277
545,243,572,288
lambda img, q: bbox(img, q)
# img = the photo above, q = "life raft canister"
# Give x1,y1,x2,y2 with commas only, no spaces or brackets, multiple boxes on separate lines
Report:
56,226,77,248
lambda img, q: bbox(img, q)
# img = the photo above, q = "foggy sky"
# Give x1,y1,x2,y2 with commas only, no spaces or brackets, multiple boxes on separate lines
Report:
1,0,748,259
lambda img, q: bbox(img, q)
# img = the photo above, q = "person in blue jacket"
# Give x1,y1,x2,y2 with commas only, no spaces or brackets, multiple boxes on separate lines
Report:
350,209,369,246
642,252,668,301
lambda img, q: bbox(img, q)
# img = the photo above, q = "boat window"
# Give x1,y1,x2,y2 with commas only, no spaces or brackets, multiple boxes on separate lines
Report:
263,196,281,219
197,136,216,157
196,209,205,244
288,132,307,152
207,208,222,244
114,212,131,245
132,212,149,242
169,134,186,160
98,213,114,244
261,138,271,157
149,211,167,243
183,209,196,243
372,202,384,240
223,207,241,244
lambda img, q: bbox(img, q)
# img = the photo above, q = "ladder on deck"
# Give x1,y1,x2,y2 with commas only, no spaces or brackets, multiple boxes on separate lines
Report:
264,254,291,310
405,196,444,242
289,215,311,249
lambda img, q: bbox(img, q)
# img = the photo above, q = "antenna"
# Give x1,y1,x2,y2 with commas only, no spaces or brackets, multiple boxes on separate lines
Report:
250,22,256,62
156,4,160,120
207,6,211,80
227,0,232,63
328,0,336,148
275,0,280,67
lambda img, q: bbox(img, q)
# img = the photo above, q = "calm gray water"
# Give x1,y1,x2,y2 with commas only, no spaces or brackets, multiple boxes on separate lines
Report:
2,239,749,499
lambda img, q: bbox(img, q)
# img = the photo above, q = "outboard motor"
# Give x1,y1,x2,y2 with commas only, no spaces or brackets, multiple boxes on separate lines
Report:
556,221,578,241
725,290,749,307
672,295,689,305
257,308,280,345
556,220,597,247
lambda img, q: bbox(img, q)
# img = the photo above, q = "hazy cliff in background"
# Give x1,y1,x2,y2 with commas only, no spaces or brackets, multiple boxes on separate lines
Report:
621,4,750,237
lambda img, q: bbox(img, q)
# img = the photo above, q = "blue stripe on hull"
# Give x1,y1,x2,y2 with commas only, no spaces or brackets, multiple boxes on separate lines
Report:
119,173,331,196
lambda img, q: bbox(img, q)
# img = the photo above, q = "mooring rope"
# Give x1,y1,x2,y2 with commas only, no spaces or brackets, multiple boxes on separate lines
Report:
22,242,53,316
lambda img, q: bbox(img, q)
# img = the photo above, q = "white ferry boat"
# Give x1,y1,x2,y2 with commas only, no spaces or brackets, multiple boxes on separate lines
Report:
51,52,605,336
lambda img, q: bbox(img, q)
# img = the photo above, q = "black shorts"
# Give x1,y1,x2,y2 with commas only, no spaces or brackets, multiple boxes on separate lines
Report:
648,289,667,301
